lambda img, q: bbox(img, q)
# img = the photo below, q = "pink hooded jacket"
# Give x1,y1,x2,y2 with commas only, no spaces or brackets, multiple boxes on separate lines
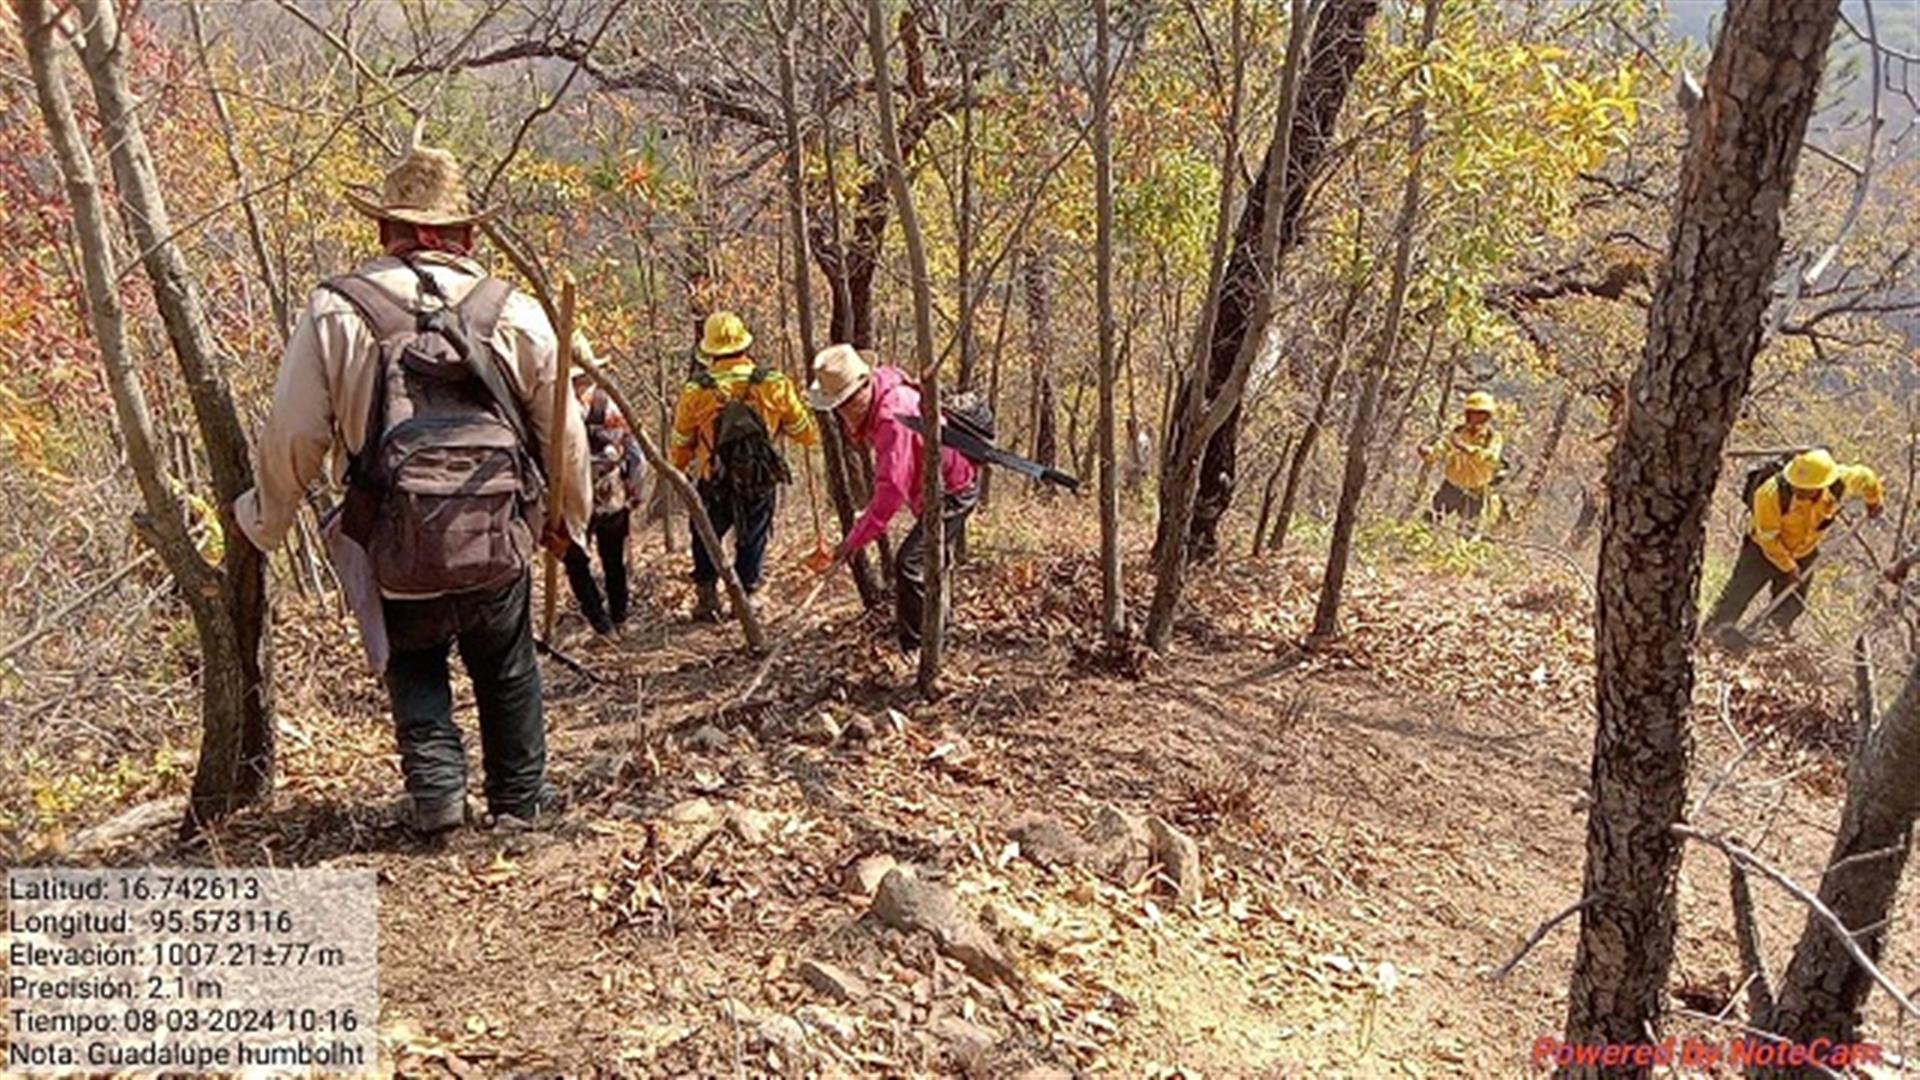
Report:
843,366,978,554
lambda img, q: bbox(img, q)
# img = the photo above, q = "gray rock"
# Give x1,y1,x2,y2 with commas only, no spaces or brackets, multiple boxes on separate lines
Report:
1086,805,1152,885
665,797,716,825
871,869,1019,987
842,713,880,743
725,806,781,847
930,1015,1001,1071
1008,813,1091,869
797,959,870,1003
795,1004,858,1045
844,853,900,897
754,1013,808,1053
796,712,842,746
1146,816,1203,904
680,724,730,755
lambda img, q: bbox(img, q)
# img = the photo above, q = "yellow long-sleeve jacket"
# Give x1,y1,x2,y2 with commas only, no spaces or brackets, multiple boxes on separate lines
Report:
1423,424,1504,491
1750,465,1883,573
669,357,818,479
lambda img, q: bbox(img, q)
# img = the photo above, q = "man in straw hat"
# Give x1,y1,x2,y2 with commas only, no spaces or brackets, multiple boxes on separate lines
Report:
1421,390,1506,529
234,144,590,834
1704,448,1882,637
669,311,817,622
808,345,979,654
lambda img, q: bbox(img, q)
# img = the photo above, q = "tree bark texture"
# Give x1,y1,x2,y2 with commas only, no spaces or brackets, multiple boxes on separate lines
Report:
68,0,275,826
1309,0,1436,642
1561,0,1841,1066
1176,0,1380,565
1764,660,1920,1049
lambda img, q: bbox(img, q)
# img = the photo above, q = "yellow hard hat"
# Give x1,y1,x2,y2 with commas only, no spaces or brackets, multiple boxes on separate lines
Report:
1784,448,1839,490
1463,391,1496,415
699,311,754,357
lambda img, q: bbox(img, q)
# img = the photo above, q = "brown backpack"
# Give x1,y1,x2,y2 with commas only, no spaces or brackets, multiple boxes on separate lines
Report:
323,263,542,596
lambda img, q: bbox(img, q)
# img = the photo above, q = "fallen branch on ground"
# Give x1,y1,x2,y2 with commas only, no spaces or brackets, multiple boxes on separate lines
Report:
0,549,157,668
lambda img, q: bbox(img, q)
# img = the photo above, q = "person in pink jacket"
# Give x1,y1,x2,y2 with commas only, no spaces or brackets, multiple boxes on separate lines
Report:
808,345,978,652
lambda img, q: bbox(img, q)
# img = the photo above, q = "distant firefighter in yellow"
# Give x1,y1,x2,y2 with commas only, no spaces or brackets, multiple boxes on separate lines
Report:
1422,391,1505,528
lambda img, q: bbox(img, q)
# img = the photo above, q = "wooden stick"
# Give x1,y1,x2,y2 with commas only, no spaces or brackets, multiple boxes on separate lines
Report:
543,274,577,642
733,573,831,707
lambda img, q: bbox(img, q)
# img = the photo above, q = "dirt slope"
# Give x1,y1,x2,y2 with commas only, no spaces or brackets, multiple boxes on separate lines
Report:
33,512,1918,1077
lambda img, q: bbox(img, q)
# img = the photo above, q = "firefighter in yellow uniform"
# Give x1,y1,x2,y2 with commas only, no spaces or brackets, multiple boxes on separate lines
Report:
1704,448,1883,635
1422,391,1505,530
669,312,818,621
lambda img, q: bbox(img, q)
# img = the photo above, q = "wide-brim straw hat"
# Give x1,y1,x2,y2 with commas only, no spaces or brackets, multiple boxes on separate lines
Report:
345,146,495,228
809,344,872,411
700,312,754,357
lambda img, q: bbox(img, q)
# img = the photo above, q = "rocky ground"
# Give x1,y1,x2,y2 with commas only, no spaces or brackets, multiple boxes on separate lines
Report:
15,504,1916,1077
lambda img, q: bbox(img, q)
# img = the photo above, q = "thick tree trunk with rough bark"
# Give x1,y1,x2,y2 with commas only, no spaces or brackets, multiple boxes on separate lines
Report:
1763,659,1920,1049
1175,0,1380,565
1562,0,1841,1066
63,0,275,828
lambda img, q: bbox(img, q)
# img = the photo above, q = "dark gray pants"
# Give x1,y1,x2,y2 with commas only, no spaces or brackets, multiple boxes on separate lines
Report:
382,573,549,818
1705,537,1815,632
895,485,978,652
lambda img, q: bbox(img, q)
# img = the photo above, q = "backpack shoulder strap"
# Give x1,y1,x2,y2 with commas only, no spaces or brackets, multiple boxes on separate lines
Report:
320,274,416,339
749,365,772,385
319,275,413,485
456,277,514,344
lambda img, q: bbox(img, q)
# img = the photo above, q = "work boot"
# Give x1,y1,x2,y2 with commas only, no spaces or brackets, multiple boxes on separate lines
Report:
407,794,467,836
691,581,723,623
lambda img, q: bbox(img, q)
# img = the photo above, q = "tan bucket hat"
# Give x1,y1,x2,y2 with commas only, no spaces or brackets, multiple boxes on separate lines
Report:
809,344,872,411
345,146,494,227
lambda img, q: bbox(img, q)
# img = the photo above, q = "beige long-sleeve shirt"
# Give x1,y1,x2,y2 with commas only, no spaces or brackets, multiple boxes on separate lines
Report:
234,250,591,558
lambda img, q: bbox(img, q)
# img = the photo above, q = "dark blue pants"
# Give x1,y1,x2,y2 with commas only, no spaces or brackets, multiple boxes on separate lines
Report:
382,573,549,818
691,483,775,592
564,510,631,631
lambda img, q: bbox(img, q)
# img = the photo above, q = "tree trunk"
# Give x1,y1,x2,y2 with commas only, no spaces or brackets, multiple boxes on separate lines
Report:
1273,274,1364,554
1402,345,1459,519
1765,658,1920,1048
1310,0,1439,643
1252,449,1289,558
1562,0,1841,1065
1178,0,1381,565
865,0,946,697
1023,244,1059,478
1524,385,1577,513
806,42,884,609
1093,0,1125,639
68,0,275,828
